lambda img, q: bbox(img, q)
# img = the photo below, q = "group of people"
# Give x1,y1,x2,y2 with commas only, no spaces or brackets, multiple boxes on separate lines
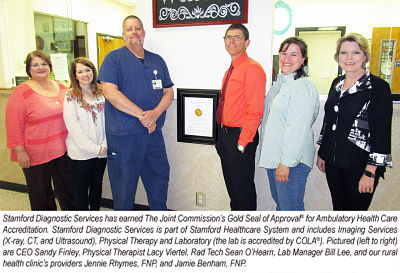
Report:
5,15,173,211
5,51,107,211
219,24,392,212
5,15,392,212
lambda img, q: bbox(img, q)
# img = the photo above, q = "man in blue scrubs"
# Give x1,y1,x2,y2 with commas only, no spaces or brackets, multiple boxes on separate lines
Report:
98,15,174,210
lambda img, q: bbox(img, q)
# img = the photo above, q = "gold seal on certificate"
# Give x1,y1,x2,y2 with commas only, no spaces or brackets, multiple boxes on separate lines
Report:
177,88,220,145
195,108,202,116
184,97,213,137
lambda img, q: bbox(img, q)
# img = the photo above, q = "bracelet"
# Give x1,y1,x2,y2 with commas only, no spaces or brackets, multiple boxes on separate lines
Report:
364,170,376,179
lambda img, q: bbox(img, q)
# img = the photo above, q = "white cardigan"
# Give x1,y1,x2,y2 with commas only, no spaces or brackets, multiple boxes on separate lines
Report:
63,89,106,160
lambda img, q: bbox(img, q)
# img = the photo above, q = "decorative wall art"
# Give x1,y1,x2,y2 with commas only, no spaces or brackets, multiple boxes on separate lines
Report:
153,0,248,28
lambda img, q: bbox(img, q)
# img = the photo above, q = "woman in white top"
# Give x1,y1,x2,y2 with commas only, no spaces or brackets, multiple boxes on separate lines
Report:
64,57,107,210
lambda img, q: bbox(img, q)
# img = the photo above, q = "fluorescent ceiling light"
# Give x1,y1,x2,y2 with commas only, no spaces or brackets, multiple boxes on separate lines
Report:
318,27,338,31
111,0,136,6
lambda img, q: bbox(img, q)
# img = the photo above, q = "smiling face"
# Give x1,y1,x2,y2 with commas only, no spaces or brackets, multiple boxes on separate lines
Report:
29,56,51,80
122,17,145,49
224,29,249,61
75,63,94,86
278,43,305,75
338,41,367,74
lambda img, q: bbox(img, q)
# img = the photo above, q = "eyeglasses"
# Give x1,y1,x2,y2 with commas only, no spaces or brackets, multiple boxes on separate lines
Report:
223,35,244,41
31,63,49,68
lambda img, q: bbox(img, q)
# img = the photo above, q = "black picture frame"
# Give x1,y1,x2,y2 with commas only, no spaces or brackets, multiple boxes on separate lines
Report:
177,88,220,145
153,0,248,28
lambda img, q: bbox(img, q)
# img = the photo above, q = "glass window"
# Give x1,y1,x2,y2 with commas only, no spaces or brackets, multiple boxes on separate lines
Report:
34,12,87,79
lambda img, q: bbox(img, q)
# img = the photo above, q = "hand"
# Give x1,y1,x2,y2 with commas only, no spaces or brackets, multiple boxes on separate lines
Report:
316,156,326,173
276,163,290,182
147,123,157,134
358,174,375,193
16,150,30,168
137,122,156,134
98,146,107,156
139,110,159,127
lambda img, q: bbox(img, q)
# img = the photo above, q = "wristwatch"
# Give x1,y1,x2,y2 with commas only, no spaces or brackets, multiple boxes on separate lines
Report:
237,144,245,152
364,170,376,179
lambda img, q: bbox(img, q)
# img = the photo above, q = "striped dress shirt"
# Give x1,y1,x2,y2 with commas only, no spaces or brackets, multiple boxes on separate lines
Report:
258,73,319,169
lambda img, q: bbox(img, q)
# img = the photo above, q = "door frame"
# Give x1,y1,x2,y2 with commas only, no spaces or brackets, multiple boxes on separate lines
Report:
96,33,124,69
295,26,346,76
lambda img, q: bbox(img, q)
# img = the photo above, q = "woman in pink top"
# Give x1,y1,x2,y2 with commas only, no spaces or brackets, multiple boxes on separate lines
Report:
5,50,75,210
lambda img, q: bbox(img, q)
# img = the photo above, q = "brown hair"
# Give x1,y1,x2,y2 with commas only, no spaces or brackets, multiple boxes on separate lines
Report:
279,37,308,80
225,23,249,40
334,33,370,68
25,50,52,78
69,57,102,107
122,15,144,31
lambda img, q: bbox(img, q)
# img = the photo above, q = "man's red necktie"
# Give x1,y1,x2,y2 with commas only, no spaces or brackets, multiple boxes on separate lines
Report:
216,64,234,124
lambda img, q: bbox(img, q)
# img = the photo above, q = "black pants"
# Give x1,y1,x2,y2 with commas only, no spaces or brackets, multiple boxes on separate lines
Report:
22,154,76,211
325,163,379,211
69,157,107,211
216,126,258,210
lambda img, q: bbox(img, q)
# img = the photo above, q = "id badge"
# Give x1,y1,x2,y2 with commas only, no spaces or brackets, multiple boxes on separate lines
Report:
152,79,163,89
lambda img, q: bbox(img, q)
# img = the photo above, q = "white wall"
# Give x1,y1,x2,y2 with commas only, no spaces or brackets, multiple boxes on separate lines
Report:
0,0,12,87
273,0,400,53
1,0,35,87
136,0,273,92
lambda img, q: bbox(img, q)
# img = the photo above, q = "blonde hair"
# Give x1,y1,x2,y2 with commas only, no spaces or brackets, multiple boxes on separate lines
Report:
334,33,370,68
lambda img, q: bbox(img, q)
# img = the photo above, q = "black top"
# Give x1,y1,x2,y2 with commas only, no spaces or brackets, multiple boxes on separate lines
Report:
317,72,392,170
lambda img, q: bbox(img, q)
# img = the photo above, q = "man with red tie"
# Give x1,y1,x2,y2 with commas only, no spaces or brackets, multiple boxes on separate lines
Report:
216,23,266,211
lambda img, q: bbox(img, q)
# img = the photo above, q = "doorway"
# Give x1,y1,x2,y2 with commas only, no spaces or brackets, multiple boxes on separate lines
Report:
370,27,400,94
96,33,125,69
296,27,345,95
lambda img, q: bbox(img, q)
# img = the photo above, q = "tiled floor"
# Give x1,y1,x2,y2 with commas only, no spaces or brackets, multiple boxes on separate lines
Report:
0,188,31,211
0,188,113,211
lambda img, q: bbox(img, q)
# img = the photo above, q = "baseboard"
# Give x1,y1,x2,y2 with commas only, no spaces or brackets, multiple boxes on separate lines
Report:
0,180,150,211
0,180,27,194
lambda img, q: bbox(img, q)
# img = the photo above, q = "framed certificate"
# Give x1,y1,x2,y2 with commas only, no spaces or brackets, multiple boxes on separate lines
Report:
177,88,220,145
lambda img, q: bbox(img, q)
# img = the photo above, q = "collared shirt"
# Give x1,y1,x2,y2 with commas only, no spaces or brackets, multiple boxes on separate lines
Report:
317,72,392,169
221,52,266,147
258,73,319,169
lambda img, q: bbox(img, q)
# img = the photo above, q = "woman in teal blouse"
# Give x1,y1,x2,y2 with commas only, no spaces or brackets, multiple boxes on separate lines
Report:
258,37,319,211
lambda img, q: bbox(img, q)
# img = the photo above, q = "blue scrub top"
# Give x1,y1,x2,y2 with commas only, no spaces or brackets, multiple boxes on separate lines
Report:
98,46,173,135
